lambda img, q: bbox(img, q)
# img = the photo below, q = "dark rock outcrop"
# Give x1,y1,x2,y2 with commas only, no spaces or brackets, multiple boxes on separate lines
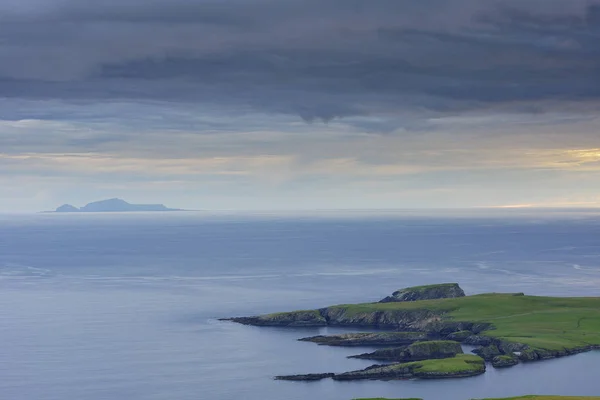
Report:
320,307,445,330
498,341,528,354
463,335,495,346
492,355,519,368
299,332,430,347
350,340,463,362
473,344,502,361
518,345,600,362
446,331,473,342
224,310,327,327
275,373,334,381
350,346,409,361
379,283,466,303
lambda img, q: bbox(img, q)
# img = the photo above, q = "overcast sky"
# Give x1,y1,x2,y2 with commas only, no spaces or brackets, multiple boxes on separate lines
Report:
2,0,600,211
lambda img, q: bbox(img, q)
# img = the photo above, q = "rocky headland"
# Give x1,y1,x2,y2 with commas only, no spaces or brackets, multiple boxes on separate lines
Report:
379,283,465,303
277,354,486,382
225,283,600,381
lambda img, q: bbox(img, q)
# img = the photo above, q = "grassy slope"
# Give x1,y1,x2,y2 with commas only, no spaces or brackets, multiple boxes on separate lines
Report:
407,354,483,373
328,294,600,351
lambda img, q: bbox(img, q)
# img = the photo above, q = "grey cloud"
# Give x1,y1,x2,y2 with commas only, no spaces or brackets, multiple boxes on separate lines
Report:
1,0,600,122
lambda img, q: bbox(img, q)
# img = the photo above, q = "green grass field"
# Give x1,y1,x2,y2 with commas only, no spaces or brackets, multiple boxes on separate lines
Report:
329,293,600,351
407,354,484,373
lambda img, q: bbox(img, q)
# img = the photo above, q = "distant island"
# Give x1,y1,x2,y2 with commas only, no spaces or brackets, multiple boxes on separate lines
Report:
51,198,183,213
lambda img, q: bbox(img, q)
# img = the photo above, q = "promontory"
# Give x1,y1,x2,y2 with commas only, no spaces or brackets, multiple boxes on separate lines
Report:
224,283,600,381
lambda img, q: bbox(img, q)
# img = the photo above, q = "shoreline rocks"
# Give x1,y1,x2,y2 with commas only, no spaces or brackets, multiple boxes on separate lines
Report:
492,355,519,368
349,341,463,362
299,332,431,347
275,373,334,381
222,310,327,327
223,284,600,381
275,355,486,382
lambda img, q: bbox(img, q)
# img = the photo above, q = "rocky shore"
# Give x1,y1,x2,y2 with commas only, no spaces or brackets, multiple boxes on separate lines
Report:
276,354,486,381
348,340,463,362
225,283,600,380
299,332,430,347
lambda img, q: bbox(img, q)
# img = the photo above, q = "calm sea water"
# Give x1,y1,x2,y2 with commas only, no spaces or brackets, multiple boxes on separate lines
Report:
1,210,600,400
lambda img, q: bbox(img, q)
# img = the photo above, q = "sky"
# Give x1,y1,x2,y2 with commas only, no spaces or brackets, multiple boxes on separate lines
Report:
2,0,600,211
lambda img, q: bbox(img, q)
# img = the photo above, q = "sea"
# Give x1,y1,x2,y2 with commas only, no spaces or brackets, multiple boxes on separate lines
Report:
1,209,600,400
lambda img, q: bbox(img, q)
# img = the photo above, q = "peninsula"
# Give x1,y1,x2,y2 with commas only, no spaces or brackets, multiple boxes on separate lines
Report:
50,198,183,213
224,283,600,381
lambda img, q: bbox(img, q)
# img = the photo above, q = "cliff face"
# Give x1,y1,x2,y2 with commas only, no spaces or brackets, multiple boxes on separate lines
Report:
299,332,430,347
227,310,327,327
227,305,492,334
379,283,466,303
227,307,447,330
320,307,445,330
404,341,463,361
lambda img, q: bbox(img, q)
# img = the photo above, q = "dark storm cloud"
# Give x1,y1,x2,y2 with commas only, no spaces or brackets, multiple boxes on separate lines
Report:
1,0,600,121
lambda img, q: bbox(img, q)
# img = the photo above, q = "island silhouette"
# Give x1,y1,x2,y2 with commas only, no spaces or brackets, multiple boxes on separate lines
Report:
52,198,182,213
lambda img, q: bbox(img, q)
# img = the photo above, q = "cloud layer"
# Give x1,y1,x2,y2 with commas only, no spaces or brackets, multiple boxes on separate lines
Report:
2,0,600,210
2,0,600,120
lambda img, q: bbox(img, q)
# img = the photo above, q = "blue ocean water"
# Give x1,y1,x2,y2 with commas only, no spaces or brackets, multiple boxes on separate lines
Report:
1,210,600,400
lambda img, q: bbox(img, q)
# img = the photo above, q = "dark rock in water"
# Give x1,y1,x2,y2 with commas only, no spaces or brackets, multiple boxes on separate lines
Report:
299,332,430,347
226,310,327,327
473,344,502,361
492,355,519,368
275,373,334,381
350,340,463,362
379,283,466,303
